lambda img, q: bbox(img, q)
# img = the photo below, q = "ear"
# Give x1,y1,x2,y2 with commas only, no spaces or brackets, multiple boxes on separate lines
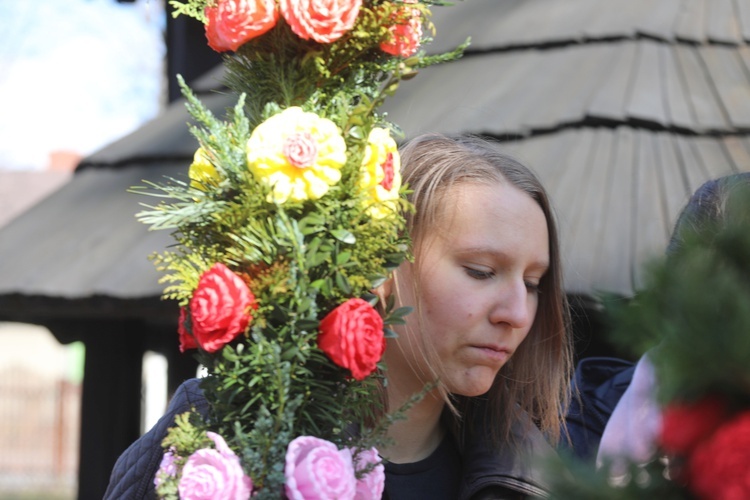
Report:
374,276,394,307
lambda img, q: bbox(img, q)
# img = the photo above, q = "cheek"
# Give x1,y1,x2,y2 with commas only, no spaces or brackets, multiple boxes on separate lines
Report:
418,264,465,313
420,287,459,317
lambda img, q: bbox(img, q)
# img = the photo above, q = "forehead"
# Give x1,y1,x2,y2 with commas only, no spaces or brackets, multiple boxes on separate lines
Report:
427,182,550,268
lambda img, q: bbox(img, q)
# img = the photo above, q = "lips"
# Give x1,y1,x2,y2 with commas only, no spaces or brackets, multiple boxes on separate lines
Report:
470,344,512,364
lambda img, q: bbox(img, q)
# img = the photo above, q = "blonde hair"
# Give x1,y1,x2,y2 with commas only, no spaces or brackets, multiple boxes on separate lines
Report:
396,134,573,446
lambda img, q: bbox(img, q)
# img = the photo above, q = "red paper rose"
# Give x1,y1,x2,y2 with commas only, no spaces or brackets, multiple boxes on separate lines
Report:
205,0,279,53
379,1,422,57
178,307,198,352
190,263,256,353
659,395,729,455
280,0,362,44
318,298,385,381
688,410,750,500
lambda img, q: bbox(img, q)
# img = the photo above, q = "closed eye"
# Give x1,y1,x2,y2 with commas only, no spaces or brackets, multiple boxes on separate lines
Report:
525,280,541,294
464,266,494,280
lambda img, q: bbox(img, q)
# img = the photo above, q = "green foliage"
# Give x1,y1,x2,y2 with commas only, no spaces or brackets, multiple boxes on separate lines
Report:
543,453,690,500
155,412,214,498
606,189,750,404
168,0,208,22
548,186,750,498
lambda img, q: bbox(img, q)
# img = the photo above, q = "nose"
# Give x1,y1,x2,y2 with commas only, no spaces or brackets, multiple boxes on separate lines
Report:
489,279,535,330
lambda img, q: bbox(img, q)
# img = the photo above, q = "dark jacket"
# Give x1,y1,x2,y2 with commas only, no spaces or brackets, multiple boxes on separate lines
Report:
105,379,209,500
560,357,635,461
457,403,554,500
105,379,554,499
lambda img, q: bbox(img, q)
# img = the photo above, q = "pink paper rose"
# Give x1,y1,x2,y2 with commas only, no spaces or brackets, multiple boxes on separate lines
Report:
190,263,257,353
285,436,357,499
380,1,422,57
178,432,253,500
352,447,385,500
205,0,279,53
280,0,362,44
283,132,319,168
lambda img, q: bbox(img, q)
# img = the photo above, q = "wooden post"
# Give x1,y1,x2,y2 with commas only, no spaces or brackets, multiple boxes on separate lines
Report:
76,323,145,500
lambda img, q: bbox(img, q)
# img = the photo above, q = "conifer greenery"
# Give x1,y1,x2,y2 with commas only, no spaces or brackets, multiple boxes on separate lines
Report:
134,1,467,497
608,186,750,406
546,186,750,499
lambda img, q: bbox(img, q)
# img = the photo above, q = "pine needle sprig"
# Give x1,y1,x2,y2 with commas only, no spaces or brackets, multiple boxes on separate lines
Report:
168,0,208,22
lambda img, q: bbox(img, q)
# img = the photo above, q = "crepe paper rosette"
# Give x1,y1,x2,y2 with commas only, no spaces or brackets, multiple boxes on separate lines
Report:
134,0,468,498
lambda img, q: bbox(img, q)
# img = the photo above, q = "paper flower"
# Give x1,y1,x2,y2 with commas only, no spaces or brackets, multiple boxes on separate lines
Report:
352,447,385,500
285,436,357,500
380,0,422,57
178,432,253,499
205,0,279,53
659,396,729,456
188,148,220,192
688,410,750,500
359,127,402,219
280,0,362,44
137,0,456,497
318,298,385,380
189,263,256,353
247,107,347,203
154,450,179,489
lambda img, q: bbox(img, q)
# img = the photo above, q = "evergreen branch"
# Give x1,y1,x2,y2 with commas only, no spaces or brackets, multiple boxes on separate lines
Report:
416,37,471,68
168,0,208,22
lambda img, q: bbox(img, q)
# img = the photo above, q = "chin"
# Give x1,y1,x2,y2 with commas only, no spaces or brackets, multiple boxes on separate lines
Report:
447,379,495,398
444,366,500,397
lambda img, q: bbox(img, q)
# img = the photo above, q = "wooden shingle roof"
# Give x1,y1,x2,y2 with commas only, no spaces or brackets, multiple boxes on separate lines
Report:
390,39,750,136
381,0,750,296
0,88,233,321
2,0,750,323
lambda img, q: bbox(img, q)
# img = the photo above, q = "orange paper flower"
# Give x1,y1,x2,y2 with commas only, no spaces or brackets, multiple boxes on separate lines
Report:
318,298,385,380
380,0,422,57
280,0,362,44
205,0,278,52
189,263,257,353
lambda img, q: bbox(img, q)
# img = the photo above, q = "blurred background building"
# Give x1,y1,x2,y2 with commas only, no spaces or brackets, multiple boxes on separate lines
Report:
2,0,750,498
0,0,218,497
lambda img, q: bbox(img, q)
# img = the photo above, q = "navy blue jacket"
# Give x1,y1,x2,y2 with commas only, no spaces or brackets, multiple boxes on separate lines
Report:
560,357,635,461
105,379,209,499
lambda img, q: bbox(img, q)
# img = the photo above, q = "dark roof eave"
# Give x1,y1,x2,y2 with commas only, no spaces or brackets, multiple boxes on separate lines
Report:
0,293,177,325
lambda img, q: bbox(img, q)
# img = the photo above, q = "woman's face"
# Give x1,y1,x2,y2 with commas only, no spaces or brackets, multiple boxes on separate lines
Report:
386,181,550,398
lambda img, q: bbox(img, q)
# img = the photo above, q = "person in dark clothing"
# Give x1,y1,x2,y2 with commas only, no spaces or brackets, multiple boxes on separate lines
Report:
106,134,574,499
561,357,635,461
562,172,750,467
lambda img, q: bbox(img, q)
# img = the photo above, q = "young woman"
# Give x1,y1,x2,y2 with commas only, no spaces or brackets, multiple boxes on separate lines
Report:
378,134,572,499
105,134,573,499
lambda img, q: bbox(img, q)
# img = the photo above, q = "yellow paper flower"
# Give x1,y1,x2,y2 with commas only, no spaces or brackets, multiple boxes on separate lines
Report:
188,148,220,191
247,107,347,203
359,127,402,218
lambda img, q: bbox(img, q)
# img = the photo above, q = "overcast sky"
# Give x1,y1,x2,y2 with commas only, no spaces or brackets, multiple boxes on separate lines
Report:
0,0,165,171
